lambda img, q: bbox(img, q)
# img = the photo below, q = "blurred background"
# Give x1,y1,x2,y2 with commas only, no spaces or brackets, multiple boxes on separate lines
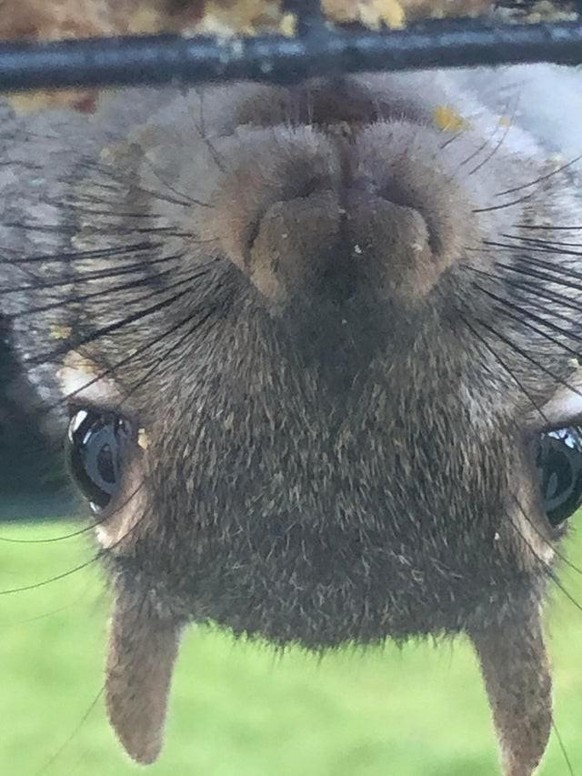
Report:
0,516,581,776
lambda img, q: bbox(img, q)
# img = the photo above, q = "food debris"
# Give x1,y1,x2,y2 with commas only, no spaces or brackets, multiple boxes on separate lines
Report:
138,428,150,450
323,0,405,29
49,324,73,341
433,104,471,133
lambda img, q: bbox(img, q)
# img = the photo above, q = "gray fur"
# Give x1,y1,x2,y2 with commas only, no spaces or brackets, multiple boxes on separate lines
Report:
2,68,581,773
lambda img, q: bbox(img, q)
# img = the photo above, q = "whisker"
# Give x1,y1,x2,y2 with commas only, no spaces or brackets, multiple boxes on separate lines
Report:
0,478,145,546
0,555,102,596
118,301,225,411
500,232,582,250
469,316,582,399
467,124,510,177
34,686,104,776
467,115,515,177
7,265,187,320
516,223,582,232
458,133,493,169
140,152,212,209
552,720,576,776
0,242,160,265
457,310,549,423
2,592,88,628
504,511,582,617
483,238,582,262
439,128,465,151
1,254,180,298
16,262,219,430
496,261,582,295
472,190,538,214
1,219,194,239
0,484,143,544
516,254,582,279
0,159,44,171
74,157,212,210
32,191,176,222
505,288,582,329
195,88,229,175
464,264,582,317
462,103,517,177
0,481,148,595
495,155,582,198
24,264,216,369
473,283,582,353
548,568,582,615
511,494,582,579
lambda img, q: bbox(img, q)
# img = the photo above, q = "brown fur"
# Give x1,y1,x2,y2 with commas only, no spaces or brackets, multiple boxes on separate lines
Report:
2,71,581,773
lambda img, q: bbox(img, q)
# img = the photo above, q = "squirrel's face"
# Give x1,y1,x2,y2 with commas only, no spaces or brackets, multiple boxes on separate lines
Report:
14,73,582,767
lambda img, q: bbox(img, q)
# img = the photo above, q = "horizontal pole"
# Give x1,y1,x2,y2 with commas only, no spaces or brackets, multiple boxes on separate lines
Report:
0,19,581,92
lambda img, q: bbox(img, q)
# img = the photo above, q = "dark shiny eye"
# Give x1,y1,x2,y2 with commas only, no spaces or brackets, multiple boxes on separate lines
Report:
536,426,582,526
66,409,133,513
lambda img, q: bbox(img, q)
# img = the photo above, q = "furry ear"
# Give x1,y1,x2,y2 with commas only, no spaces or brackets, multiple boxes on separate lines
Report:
469,604,552,776
105,591,182,764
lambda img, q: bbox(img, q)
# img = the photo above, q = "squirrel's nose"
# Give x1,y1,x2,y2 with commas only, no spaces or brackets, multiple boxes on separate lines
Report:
239,187,435,309
204,124,473,311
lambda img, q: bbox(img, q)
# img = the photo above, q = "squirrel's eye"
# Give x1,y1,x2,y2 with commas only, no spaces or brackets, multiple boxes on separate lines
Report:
66,409,133,513
536,426,582,526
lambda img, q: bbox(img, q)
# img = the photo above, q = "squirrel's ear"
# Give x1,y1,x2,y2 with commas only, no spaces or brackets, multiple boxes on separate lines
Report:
105,591,183,764
469,604,552,776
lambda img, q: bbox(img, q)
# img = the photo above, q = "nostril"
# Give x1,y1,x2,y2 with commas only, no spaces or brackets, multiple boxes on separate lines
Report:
380,190,441,257
243,186,444,309
243,174,329,266
245,189,342,307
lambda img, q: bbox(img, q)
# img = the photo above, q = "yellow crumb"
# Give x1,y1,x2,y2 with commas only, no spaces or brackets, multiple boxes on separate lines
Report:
138,428,150,450
433,105,471,133
323,0,405,28
49,324,73,340
359,0,405,29
402,0,492,19
194,0,283,36
279,11,297,37
524,0,577,23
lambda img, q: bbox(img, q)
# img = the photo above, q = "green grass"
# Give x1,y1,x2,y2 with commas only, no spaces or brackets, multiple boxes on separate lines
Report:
1,521,582,776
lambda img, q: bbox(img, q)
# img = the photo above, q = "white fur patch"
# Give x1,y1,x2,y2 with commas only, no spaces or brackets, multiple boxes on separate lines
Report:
537,366,582,427
57,351,122,407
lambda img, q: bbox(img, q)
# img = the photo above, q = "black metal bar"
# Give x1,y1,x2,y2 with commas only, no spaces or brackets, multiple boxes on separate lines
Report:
0,19,582,93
